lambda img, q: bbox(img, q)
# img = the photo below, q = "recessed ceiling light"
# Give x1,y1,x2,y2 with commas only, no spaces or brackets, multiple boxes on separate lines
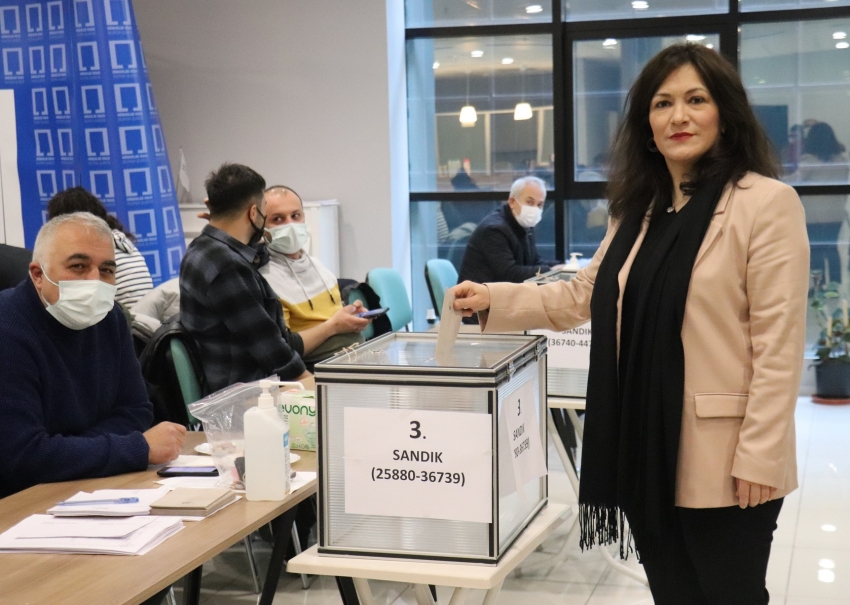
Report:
706,44,715,49
822,524,837,532
525,4,544,13
502,57,514,64
818,569,836,583
603,38,618,47
632,1,649,9
838,42,850,49
833,31,847,39
471,50,484,58
686,34,706,41
433,61,440,69
819,559,836,569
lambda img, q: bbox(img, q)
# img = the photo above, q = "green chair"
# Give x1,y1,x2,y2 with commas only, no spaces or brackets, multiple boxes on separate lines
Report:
425,259,458,317
168,338,202,426
366,268,413,332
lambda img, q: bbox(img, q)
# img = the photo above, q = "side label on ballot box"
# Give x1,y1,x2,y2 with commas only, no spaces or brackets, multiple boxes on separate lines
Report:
503,380,548,491
530,323,591,370
344,407,492,523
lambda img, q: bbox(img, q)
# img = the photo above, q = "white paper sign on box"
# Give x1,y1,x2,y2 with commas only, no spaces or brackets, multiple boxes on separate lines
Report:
503,380,548,490
530,322,591,370
344,407,492,523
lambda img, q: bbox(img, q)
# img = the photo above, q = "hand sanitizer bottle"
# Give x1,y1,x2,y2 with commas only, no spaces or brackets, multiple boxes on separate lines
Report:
564,252,583,273
244,380,291,501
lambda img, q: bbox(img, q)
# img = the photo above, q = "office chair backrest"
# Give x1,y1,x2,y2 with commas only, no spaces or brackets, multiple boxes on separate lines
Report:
425,259,458,317
345,285,375,341
366,268,413,332
169,338,202,425
0,244,33,291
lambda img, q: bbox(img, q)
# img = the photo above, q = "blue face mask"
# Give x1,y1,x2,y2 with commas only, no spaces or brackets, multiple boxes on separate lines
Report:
267,222,309,255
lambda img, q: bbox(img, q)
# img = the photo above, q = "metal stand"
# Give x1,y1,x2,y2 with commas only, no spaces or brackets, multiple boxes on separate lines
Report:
243,536,261,594
257,505,300,605
182,566,202,605
290,523,312,589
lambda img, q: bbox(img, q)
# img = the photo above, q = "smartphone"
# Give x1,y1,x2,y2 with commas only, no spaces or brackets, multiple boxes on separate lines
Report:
156,466,219,477
357,307,389,319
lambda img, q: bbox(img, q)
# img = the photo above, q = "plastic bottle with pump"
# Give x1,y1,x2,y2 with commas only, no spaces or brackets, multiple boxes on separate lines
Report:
244,380,301,501
563,252,583,273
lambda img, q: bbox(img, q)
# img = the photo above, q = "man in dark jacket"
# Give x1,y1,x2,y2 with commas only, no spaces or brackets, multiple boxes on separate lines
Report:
458,176,555,286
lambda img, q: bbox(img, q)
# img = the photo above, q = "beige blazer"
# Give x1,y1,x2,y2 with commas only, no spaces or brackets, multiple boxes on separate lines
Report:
482,173,809,508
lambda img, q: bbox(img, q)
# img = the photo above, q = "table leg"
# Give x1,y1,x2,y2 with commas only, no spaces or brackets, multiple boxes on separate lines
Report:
182,565,202,605
447,587,469,605
566,408,584,442
258,505,299,605
548,412,580,496
335,577,362,605
413,583,438,605
598,543,648,586
480,580,503,605
352,577,377,605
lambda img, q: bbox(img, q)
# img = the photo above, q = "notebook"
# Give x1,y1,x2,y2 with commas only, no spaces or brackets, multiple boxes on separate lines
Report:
150,488,237,517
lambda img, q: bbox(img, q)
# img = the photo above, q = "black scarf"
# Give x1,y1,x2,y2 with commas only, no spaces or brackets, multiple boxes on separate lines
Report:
578,178,725,558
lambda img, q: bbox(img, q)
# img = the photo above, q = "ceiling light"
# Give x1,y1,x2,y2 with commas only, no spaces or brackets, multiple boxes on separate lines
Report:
706,44,715,49
502,57,514,64
459,105,478,127
818,569,836,583
433,61,440,69
822,524,837,532
525,4,544,13
833,31,847,39
686,34,706,41
603,38,618,47
632,1,649,9
514,102,533,120
838,42,850,49
819,559,836,569
471,50,484,58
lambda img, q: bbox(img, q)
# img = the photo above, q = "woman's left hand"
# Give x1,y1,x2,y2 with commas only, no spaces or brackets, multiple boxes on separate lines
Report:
735,478,777,509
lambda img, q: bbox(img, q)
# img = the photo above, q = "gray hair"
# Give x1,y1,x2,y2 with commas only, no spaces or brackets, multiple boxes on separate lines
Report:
509,176,547,202
32,212,113,268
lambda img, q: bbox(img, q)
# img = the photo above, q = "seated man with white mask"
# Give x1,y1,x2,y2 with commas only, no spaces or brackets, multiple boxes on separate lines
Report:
458,175,555,286
0,212,186,499
260,185,370,366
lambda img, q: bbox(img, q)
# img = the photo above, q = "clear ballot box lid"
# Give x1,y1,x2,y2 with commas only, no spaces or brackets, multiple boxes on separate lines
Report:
315,332,545,384
525,268,578,285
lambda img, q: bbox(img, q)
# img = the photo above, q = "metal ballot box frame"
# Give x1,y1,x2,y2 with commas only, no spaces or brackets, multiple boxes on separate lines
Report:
314,332,548,564
525,269,591,398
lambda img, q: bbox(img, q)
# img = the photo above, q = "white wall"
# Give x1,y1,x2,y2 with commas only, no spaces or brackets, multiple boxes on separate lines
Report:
133,0,409,284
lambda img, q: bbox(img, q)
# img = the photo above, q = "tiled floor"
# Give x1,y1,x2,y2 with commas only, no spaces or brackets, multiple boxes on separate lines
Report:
178,397,850,604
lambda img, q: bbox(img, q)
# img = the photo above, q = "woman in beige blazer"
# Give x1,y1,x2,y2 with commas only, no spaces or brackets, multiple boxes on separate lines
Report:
453,44,809,605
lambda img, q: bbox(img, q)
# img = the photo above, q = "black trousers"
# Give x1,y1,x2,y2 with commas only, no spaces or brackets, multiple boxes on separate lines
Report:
634,498,783,605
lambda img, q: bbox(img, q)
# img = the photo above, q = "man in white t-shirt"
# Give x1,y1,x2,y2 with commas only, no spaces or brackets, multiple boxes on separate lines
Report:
259,186,370,366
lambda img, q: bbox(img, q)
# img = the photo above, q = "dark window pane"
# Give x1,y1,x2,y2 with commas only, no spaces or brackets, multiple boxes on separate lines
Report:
408,35,554,192
406,0,552,28
564,0,725,22
573,34,720,181
742,0,850,12
741,19,850,185
568,199,608,259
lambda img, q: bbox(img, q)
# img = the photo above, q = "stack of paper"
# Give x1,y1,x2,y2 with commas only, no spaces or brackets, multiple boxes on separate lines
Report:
0,514,183,555
46,487,171,517
150,488,237,517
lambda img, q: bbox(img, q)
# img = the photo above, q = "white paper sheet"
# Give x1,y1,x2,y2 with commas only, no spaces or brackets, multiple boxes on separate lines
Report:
47,487,171,517
435,290,462,365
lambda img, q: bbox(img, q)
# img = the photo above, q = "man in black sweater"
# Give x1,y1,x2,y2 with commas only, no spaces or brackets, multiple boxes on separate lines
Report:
458,176,555,286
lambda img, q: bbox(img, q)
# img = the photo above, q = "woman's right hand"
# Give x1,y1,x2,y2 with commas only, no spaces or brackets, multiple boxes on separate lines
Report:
451,281,490,317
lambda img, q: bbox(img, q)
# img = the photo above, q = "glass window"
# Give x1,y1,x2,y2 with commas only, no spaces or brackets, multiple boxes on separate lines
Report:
563,0,725,22
741,0,850,13
567,199,608,258
410,199,556,329
407,35,554,192
573,34,720,181
741,19,850,185
405,0,552,28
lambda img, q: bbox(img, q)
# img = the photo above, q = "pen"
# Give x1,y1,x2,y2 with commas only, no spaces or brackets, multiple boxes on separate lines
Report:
55,497,140,506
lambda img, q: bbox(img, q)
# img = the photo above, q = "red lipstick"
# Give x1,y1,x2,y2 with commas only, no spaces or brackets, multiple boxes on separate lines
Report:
670,133,693,141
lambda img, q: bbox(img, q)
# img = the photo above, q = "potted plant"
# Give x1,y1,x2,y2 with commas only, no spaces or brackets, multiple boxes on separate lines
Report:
810,273,850,403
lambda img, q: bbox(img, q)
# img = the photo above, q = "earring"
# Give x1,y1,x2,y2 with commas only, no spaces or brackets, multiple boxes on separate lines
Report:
647,137,659,152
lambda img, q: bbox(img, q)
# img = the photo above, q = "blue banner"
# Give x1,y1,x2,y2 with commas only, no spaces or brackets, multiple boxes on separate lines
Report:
0,0,183,283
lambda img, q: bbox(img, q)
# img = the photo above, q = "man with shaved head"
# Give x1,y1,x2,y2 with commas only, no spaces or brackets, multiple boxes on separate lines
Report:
0,212,186,499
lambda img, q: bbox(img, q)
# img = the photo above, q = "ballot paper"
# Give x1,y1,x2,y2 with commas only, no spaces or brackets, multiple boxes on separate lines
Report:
0,514,183,555
47,487,171,517
435,289,462,364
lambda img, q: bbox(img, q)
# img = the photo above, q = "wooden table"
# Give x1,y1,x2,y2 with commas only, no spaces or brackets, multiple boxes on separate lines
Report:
0,432,317,605
287,503,572,605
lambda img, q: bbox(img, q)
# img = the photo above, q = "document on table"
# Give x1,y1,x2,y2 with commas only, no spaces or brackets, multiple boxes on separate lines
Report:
0,514,183,555
47,487,171,517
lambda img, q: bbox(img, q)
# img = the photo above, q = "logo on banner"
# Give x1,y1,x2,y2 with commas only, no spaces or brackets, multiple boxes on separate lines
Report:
1,6,21,37
119,126,147,158
124,168,152,200
74,0,95,30
114,83,141,114
163,207,180,234
26,4,43,34
129,209,156,238
77,41,100,74
89,170,115,199
82,85,105,116
158,166,173,195
85,128,110,158
104,0,132,29
47,1,63,33
52,87,71,117
32,88,49,118
35,130,54,159
62,170,76,189
166,245,183,277
50,44,66,75
37,170,58,199
2,48,24,81
145,83,156,113
108,40,137,73
141,250,161,279
57,129,73,158
152,125,165,154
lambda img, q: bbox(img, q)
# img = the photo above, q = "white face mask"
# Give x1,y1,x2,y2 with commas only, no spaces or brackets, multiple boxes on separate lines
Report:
40,266,117,330
515,204,543,229
267,222,309,255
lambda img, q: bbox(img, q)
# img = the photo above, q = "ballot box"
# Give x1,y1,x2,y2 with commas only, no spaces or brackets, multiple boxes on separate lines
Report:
314,332,548,563
525,269,590,398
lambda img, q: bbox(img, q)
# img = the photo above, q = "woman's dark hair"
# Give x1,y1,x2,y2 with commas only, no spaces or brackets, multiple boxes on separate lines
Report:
47,186,135,241
205,163,266,219
803,122,845,162
607,44,779,221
